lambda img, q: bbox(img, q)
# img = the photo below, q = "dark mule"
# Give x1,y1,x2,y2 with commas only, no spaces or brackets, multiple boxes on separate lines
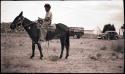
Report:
10,11,70,60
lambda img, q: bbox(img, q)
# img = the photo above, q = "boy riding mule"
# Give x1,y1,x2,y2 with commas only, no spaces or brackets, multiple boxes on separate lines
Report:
37,4,53,41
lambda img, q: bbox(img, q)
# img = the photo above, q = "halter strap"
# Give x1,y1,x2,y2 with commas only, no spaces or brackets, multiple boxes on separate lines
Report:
22,17,33,27
16,16,25,29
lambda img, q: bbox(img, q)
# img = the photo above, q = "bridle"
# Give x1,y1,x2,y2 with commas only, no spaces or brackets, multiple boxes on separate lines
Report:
16,16,24,29
16,16,33,29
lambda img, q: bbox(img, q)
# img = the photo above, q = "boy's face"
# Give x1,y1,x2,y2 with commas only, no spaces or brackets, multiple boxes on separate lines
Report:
45,7,50,12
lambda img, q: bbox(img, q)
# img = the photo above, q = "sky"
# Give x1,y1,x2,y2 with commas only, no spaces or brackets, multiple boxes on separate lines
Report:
1,0,124,33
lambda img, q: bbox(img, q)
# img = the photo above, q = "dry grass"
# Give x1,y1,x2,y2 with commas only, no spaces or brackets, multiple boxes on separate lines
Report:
100,46,107,50
48,55,59,61
1,33,124,73
111,40,124,53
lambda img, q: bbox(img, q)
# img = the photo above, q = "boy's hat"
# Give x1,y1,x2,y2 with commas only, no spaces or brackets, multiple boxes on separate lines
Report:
44,3,51,8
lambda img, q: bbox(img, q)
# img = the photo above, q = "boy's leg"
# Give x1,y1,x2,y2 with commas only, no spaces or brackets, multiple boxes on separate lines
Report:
40,27,47,41
39,20,51,41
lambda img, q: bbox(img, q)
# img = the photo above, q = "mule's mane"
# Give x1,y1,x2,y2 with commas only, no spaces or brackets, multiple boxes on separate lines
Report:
22,17,34,27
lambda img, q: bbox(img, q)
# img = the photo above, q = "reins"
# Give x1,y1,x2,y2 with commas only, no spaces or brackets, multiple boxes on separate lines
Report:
16,16,33,28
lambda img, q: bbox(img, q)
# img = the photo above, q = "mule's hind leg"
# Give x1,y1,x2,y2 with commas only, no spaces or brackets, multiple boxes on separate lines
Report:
65,44,69,59
37,43,43,60
30,42,35,59
65,32,70,59
59,37,65,59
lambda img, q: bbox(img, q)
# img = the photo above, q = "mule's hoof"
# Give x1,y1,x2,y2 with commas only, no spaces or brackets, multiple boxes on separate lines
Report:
30,57,33,59
65,57,68,59
30,56,34,59
59,56,62,59
65,56,69,59
40,57,43,60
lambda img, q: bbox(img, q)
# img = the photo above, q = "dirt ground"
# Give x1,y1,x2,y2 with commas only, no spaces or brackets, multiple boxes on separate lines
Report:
1,33,124,73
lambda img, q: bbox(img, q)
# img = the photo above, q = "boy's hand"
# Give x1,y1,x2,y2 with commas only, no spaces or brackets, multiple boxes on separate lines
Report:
45,17,50,21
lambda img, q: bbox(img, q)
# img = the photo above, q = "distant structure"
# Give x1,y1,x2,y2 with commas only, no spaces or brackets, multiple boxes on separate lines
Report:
69,27,84,38
69,27,84,32
84,30,94,34
120,24,125,38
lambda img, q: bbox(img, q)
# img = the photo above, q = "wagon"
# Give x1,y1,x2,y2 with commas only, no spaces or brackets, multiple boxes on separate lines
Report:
69,27,84,39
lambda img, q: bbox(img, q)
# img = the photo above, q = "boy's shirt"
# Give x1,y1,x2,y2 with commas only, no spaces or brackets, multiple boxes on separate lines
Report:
42,11,52,27
45,11,52,21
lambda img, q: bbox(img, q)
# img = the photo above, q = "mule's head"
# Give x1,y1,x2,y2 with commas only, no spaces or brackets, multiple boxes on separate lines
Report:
10,11,24,30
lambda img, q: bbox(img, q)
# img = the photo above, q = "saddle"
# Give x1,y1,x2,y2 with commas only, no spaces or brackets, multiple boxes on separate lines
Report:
36,17,56,32
36,18,69,41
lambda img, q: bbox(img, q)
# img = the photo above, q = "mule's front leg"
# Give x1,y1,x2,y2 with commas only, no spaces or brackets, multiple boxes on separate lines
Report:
65,44,69,59
59,38,65,59
30,42,35,59
37,43,43,60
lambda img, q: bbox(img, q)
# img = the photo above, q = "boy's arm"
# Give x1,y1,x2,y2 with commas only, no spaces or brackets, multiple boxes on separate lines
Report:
44,12,52,21
44,17,51,21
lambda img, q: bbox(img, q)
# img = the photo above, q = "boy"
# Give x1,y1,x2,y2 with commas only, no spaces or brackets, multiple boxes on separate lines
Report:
40,3,52,41
43,3,52,27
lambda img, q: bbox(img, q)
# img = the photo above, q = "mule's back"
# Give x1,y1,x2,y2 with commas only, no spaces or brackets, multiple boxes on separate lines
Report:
55,23,69,32
45,23,69,41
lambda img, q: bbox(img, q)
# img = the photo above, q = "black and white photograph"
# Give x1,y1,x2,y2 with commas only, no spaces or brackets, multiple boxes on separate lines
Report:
1,0,124,73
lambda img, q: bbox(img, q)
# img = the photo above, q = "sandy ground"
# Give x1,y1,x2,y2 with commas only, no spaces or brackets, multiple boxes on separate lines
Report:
1,33,124,73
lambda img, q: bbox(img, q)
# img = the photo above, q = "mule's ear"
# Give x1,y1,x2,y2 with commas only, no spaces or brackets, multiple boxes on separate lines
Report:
19,11,23,16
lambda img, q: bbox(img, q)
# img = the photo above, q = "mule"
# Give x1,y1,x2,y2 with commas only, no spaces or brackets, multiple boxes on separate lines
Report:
10,11,70,60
